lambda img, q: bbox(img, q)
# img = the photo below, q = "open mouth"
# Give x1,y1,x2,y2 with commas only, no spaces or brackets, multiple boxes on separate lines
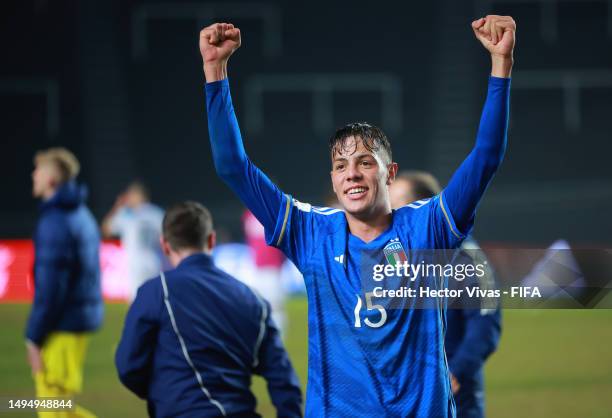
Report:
345,186,368,200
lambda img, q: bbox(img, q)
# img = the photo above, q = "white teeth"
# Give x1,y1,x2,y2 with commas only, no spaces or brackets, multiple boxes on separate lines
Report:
348,187,366,195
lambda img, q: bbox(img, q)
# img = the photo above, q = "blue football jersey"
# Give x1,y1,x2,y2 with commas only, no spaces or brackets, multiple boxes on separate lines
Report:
267,195,462,417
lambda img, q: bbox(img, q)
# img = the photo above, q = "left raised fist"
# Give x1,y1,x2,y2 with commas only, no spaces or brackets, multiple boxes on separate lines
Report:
472,15,516,59
199,22,241,66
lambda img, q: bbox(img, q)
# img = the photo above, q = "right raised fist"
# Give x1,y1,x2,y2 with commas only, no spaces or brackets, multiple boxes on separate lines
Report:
199,22,241,65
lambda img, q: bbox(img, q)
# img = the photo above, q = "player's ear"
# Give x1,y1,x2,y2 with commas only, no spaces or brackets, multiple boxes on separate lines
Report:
207,230,217,252
160,236,172,257
48,170,60,190
387,162,398,185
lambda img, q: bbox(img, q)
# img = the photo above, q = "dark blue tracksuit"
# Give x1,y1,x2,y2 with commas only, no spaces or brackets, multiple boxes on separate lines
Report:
25,181,103,346
115,253,302,418
446,239,502,418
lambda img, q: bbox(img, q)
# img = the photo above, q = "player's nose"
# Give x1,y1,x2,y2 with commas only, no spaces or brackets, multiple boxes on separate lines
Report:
345,162,362,181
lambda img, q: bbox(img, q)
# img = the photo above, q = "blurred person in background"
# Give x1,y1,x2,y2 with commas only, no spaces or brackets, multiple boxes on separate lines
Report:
242,209,287,331
390,170,502,418
389,171,441,211
102,181,165,301
27,147,103,418
115,201,302,418
214,213,308,312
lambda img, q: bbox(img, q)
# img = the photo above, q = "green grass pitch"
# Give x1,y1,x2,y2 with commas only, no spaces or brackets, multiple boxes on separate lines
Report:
1,301,611,417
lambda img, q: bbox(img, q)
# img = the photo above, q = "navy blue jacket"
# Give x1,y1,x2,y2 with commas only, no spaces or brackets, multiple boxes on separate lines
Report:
446,240,502,418
115,253,302,418
25,181,104,346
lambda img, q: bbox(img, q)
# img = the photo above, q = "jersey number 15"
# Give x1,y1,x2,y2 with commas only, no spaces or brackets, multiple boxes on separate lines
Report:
354,293,387,328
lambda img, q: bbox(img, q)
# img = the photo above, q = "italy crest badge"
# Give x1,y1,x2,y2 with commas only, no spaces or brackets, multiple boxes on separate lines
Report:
383,238,408,266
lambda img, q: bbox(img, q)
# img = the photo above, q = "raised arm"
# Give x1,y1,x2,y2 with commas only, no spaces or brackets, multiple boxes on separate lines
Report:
200,23,284,234
442,16,515,236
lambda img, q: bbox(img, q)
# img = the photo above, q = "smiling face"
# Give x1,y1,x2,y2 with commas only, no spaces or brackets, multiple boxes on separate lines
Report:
330,135,397,221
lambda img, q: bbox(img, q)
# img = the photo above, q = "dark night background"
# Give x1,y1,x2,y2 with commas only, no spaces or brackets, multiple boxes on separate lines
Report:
1,0,611,244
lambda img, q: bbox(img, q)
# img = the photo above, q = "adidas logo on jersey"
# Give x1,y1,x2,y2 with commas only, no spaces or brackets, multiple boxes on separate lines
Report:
334,254,344,264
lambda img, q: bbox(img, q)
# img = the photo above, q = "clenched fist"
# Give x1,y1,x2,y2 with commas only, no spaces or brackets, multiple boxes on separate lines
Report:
199,22,241,82
472,15,516,78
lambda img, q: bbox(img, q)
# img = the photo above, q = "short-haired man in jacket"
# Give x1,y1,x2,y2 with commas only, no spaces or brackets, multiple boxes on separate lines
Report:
26,147,103,418
115,201,302,418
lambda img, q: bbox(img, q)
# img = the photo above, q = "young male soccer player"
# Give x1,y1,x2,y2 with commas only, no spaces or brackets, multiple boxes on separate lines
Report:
201,15,515,417
115,202,302,418
27,148,103,418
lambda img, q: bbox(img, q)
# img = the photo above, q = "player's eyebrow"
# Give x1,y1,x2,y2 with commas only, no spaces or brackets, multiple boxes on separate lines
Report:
333,152,374,162
350,152,378,163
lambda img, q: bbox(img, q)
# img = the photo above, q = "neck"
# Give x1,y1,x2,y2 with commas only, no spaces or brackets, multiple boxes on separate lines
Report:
42,187,58,201
170,247,211,267
346,209,392,243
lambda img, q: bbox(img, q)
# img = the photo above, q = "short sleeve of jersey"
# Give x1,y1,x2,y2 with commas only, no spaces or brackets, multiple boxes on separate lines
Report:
265,195,339,271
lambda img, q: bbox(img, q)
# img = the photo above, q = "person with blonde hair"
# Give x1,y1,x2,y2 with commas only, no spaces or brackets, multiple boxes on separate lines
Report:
27,147,103,417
